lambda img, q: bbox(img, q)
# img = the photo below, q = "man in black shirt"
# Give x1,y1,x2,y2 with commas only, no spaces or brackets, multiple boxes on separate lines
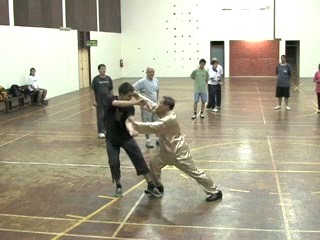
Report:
92,64,113,138
105,82,162,198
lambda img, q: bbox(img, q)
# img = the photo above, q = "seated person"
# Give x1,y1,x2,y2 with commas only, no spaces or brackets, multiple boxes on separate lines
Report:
28,68,48,105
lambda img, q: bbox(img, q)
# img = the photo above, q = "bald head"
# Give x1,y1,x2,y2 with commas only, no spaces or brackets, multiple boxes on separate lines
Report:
146,67,155,80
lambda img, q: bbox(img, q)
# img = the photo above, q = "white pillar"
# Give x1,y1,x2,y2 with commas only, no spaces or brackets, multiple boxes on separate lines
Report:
62,0,66,27
8,0,14,26
96,0,100,32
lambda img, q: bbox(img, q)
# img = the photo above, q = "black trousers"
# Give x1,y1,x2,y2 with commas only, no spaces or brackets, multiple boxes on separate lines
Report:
96,103,106,134
207,85,221,109
317,93,320,110
106,138,149,182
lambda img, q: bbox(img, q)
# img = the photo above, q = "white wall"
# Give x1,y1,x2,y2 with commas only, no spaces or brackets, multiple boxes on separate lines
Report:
90,32,122,81
121,0,274,78
0,26,79,98
121,0,320,78
275,0,320,77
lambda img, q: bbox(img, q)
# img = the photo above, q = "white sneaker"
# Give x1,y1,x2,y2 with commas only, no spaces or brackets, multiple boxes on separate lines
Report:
191,114,197,119
200,113,205,118
285,106,291,111
98,133,105,138
274,106,281,110
211,108,219,112
146,139,154,148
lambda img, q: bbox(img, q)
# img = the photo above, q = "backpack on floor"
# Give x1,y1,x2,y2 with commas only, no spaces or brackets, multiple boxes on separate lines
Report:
10,84,21,97
0,86,8,101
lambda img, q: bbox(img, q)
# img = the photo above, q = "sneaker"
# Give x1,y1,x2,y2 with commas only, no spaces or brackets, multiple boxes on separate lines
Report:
145,186,163,198
115,187,123,197
156,138,160,145
191,114,197,119
146,139,154,148
200,113,205,118
145,185,164,194
317,110,320,114
211,108,218,112
285,106,291,111
206,190,223,202
274,106,281,110
98,133,105,138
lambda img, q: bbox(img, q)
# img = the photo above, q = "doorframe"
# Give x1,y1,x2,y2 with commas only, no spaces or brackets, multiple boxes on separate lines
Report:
210,41,225,70
78,31,92,88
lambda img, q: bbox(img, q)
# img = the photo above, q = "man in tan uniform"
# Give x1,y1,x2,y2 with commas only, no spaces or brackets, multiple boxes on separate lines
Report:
128,95,222,202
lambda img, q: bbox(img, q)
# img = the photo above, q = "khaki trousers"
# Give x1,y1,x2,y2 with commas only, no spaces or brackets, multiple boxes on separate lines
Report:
149,154,219,195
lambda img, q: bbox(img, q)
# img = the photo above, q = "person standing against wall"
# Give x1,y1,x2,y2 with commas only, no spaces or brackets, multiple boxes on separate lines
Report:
92,64,113,138
190,59,209,119
313,64,320,113
133,67,160,148
274,55,292,110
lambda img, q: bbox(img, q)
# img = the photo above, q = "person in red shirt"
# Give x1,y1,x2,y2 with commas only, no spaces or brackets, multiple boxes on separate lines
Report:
313,64,320,113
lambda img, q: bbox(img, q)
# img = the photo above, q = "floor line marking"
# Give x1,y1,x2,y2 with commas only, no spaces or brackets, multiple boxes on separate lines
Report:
228,188,250,193
50,180,146,240
311,191,320,195
0,132,33,148
61,107,93,120
267,136,292,240
256,83,267,125
112,193,145,237
2,214,320,234
34,100,91,122
98,195,117,200
65,214,84,219
179,173,189,179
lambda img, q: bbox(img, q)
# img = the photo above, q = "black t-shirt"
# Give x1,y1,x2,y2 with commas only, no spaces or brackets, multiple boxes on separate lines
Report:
91,75,113,104
106,96,135,144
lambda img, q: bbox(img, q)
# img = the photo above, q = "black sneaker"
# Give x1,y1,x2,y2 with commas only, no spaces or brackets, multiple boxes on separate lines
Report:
115,187,123,197
206,190,223,202
145,186,163,198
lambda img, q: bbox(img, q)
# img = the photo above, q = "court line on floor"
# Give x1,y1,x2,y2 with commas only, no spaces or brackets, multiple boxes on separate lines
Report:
112,193,145,238
256,83,267,125
0,93,92,125
0,228,147,240
2,213,320,234
2,161,320,172
51,180,146,240
291,82,318,107
0,132,33,148
267,136,292,240
34,100,92,122
61,107,93,120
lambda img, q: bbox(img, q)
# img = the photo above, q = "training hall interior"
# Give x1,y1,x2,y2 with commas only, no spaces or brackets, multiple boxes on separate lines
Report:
0,0,320,239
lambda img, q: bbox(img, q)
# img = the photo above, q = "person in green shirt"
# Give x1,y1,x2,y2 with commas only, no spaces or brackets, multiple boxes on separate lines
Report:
190,59,209,119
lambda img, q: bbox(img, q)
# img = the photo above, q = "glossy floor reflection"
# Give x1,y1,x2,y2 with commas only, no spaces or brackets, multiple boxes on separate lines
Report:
0,77,320,240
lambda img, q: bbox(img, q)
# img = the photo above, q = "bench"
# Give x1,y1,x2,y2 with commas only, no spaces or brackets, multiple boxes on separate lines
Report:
1,85,37,113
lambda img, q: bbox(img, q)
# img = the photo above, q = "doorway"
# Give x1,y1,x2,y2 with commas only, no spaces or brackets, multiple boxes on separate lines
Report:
210,41,225,70
285,40,300,77
78,31,91,89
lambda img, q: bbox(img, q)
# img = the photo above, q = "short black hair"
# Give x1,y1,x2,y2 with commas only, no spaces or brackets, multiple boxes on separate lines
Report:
211,60,218,65
118,82,134,95
281,55,287,59
98,64,106,70
29,67,35,75
162,96,175,110
199,59,206,64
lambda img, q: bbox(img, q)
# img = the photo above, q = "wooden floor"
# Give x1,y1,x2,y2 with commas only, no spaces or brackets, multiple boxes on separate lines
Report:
0,77,320,240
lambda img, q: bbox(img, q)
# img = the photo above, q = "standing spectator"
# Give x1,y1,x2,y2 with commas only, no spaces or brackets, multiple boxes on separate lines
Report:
207,60,222,112
92,64,113,138
190,59,209,119
274,55,292,110
313,64,320,113
133,67,160,148
28,68,48,106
